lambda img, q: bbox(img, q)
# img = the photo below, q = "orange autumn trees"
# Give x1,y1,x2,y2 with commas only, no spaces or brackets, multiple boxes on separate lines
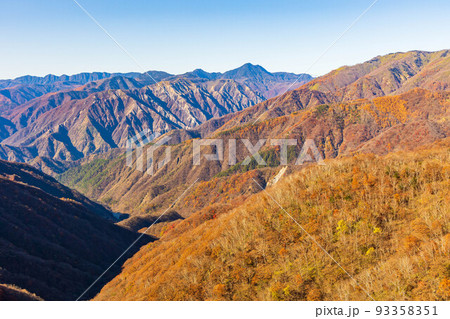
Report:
363,96,409,128
95,139,450,301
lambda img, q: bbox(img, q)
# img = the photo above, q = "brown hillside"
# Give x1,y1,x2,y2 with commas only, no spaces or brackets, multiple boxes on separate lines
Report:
94,140,450,301
58,88,449,221
195,50,450,132
0,160,154,300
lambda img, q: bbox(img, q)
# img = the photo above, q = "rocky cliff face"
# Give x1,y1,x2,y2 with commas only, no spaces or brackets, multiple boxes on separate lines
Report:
0,78,263,161
0,64,313,164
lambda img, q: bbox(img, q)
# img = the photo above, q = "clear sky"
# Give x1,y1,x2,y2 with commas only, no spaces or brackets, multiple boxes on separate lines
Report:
1,0,449,79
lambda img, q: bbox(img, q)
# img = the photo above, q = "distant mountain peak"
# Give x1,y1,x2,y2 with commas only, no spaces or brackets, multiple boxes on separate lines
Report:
240,62,263,68
191,68,217,79
241,62,264,68
224,63,271,78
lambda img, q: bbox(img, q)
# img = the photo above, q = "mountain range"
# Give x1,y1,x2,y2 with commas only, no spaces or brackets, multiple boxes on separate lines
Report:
0,64,311,167
191,49,450,132
56,50,449,300
176,63,312,98
1,49,449,301
49,50,447,252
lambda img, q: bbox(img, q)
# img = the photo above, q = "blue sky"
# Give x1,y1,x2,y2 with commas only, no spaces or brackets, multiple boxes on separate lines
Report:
1,0,449,79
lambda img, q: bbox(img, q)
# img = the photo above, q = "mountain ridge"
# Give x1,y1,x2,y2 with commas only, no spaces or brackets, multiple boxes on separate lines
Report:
0,78,264,161
189,49,450,133
1,49,449,301
0,64,312,164
175,63,312,99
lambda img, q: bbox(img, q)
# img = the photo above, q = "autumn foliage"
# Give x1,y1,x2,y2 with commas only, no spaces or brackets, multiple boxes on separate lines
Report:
95,140,449,301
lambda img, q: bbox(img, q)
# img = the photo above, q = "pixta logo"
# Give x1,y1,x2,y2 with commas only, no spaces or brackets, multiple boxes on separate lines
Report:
126,129,171,176
126,132,324,175
193,138,324,166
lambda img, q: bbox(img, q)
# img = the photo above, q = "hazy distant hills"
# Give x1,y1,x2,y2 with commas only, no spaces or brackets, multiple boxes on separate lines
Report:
0,64,310,165
0,70,172,90
0,63,310,112
0,71,171,114
177,63,312,99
